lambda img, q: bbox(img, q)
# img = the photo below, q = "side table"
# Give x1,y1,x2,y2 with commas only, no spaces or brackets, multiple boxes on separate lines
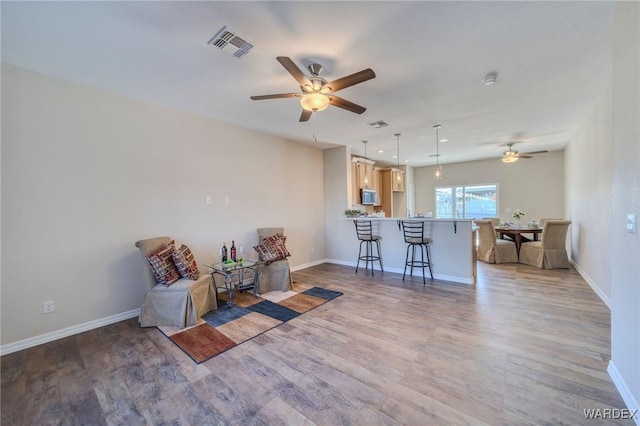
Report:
204,260,262,308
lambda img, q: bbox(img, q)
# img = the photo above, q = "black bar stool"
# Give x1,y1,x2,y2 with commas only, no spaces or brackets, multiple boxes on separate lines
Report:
400,220,433,284
353,220,383,275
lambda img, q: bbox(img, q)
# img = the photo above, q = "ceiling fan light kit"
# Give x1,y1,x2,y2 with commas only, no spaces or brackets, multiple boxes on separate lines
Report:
300,93,330,112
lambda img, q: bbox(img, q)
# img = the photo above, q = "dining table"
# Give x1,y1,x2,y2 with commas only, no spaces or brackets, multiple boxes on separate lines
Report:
495,226,543,256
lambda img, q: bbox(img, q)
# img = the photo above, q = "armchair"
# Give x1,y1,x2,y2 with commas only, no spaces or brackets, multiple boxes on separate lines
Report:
135,236,217,328
255,227,294,294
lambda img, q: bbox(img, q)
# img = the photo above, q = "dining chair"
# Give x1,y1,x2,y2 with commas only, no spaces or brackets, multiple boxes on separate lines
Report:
538,218,560,227
519,220,572,269
475,220,518,264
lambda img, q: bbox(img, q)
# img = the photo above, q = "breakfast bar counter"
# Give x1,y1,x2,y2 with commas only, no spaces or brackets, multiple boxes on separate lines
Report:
333,217,477,284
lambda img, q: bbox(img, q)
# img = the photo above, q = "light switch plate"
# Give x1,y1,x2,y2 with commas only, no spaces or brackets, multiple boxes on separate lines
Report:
627,214,636,234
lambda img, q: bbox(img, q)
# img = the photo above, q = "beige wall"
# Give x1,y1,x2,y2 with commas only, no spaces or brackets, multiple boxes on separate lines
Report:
609,0,640,413
1,64,326,346
565,88,613,304
414,151,565,223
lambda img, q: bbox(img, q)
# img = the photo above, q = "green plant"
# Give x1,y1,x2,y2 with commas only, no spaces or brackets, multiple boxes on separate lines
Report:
512,209,525,220
344,209,361,217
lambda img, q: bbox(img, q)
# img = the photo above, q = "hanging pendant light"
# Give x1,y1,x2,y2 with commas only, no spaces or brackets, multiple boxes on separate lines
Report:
395,133,401,181
362,140,369,186
433,125,443,180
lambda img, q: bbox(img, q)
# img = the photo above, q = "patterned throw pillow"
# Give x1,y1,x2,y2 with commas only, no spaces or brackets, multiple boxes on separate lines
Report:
146,240,181,286
254,234,291,264
172,244,200,280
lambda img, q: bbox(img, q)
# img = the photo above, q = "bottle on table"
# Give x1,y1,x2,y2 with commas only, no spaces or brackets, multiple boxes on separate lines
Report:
230,240,237,261
221,242,228,262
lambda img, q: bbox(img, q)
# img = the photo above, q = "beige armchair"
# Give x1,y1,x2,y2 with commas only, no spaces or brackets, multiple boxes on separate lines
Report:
475,220,518,264
519,220,572,269
256,227,294,294
135,237,217,328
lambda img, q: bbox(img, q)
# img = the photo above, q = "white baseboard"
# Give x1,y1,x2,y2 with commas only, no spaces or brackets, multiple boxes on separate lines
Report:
290,258,329,272
0,309,140,356
325,259,474,285
571,259,611,309
608,360,640,425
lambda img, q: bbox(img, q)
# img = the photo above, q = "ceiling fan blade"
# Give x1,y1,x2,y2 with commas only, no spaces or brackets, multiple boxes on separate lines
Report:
328,96,366,114
523,150,548,155
325,69,376,93
299,109,312,122
250,93,299,100
276,56,311,87
516,154,533,159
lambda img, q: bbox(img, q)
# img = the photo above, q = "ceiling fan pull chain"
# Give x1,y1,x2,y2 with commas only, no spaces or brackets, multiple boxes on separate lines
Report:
312,113,318,142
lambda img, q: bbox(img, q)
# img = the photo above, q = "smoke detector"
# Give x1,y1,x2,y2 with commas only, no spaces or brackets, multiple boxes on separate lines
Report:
208,26,253,58
483,72,498,85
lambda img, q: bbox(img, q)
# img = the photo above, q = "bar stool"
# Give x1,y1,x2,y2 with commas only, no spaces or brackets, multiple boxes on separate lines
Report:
400,220,433,284
353,220,383,275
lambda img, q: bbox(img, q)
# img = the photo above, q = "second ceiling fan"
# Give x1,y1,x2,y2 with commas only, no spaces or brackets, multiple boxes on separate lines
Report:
502,142,548,163
250,56,376,122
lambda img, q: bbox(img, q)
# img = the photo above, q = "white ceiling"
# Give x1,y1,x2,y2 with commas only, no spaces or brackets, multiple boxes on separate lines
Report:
1,1,615,167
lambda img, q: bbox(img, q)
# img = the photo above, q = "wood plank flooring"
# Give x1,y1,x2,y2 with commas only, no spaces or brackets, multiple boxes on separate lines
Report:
1,262,633,425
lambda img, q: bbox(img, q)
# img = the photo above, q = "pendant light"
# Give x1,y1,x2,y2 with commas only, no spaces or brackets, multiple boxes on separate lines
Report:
433,124,443,180
362,140,369,186
395,133,401,181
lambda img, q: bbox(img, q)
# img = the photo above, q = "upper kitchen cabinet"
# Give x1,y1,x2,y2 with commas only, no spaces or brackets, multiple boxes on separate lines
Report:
351,157,377,205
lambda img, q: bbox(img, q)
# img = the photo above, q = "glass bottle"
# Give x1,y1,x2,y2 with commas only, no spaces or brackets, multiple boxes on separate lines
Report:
230,240,237,261
221,242,228,262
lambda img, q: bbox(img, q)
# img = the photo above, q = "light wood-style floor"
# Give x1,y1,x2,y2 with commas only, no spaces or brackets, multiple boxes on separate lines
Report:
1,262,632,425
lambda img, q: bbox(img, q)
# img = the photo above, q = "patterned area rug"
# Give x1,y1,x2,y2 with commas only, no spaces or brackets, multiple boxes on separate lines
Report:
158,282,342,363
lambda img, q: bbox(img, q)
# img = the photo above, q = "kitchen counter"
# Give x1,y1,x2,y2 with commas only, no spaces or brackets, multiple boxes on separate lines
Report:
333,217,477,284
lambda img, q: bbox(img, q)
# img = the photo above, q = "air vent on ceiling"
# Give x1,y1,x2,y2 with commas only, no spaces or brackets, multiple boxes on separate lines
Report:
208,26,253,58
369,120,388,129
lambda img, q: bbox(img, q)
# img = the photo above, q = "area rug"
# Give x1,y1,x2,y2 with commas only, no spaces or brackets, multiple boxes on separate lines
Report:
158,282,342,363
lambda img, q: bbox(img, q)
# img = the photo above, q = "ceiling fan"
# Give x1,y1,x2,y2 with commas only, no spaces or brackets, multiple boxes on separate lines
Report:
502,142,548,163
250,56,376,122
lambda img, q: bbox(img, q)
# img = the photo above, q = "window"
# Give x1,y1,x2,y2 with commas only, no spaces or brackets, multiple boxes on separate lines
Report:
435,184,498,219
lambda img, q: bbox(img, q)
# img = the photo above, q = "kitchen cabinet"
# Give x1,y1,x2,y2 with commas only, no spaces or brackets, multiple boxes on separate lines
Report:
351,158,378,206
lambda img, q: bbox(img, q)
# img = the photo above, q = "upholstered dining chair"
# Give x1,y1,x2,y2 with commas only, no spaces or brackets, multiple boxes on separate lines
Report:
135,236,217,328
519,220,572,269
477,217,500,238
475,220,518,264
255,227,294,294
538,218,561,228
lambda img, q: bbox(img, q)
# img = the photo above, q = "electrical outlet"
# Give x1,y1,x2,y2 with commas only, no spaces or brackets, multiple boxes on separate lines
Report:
205,195,212,205
43,300,54,314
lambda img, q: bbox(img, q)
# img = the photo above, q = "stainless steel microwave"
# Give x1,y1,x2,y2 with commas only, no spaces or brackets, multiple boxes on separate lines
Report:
361,189,377,205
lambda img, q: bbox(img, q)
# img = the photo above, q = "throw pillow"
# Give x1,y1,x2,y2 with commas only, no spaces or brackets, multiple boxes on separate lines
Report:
254,234,291,264
146,240,181,286
172,244,200,280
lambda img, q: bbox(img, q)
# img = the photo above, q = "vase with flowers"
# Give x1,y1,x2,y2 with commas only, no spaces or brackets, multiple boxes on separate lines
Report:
512,209,525,228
